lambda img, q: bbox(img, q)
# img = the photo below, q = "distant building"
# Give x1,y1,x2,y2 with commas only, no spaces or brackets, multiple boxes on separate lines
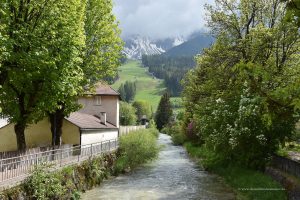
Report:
0,84,120,152
140,115,149,126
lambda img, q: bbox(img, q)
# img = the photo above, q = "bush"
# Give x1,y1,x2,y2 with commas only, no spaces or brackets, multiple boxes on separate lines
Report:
162,123,187,145
24,165,66,200
184,142,287,200
148,127,159,138
116,128,159,172
119,101,137,125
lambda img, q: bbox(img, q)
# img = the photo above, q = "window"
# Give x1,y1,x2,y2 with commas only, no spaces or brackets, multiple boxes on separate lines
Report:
94,96,101,105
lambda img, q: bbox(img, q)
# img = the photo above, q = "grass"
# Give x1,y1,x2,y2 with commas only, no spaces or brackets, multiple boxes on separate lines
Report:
111,60,166,111
184,142,287,200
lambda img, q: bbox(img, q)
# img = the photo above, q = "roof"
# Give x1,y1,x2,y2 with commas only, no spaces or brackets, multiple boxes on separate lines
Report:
85,83,119,96
65,112,118,129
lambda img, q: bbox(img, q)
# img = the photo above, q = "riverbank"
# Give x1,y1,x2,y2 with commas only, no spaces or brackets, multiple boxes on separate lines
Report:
0,128,159,200
82,134,235,200
0,153,118,199
184,142,287,200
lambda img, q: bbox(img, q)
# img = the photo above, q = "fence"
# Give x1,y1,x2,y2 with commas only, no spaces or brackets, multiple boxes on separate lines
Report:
272,155,300,179
0,144,72,160
119,125,146,136
0,139,118,186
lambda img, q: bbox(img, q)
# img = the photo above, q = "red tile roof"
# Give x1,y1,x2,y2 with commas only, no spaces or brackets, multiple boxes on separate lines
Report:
85,83,119,96
65,112,117,129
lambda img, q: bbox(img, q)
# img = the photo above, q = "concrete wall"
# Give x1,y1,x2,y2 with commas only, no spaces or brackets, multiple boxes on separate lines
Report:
0,118,80,152
81,129,118,146
78,95,119,127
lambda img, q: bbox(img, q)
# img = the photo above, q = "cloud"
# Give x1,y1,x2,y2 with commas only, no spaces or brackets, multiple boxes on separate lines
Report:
113,0,214,40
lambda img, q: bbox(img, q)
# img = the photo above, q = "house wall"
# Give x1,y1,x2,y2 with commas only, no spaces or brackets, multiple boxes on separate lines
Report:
61,120,80,145
78,95,119,127
0,123,18,152
81,129,118,146
0,118,80,152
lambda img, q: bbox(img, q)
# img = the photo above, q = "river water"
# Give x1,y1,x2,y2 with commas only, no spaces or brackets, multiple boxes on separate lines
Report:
82,134,235,200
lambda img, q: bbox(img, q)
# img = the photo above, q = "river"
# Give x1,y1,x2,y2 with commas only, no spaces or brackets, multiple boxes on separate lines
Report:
82,134,235,200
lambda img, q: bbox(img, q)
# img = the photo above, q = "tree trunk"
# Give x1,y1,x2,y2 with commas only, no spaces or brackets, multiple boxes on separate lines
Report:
49,108,65,146
14,123,26,151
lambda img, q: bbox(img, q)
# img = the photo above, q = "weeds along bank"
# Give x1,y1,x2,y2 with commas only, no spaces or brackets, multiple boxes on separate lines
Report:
0,128,159,200
162,124,287,199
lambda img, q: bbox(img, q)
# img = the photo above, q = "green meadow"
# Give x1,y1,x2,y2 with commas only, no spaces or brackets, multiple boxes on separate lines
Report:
111,60,166,111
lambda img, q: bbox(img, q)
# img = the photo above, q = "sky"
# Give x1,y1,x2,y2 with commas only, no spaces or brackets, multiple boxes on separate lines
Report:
113,0,214,40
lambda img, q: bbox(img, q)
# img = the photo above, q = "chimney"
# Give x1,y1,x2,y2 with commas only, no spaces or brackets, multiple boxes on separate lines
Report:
100,112,107,125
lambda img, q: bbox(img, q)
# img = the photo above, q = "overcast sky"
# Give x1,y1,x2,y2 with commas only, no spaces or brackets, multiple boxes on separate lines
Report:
113,0,214,40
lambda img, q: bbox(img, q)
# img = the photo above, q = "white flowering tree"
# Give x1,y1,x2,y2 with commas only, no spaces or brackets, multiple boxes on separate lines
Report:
182,0,300,168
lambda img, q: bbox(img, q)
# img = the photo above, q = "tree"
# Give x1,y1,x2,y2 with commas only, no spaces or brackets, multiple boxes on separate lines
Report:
118,81,136,103
155,92,173,130
183,0,300,168
284,0,300,26
124,81,136,102
119,102,137,125
48,0,123,146
0,0,85,150
82,0,123,84
132,101,152,120
118,84,126,101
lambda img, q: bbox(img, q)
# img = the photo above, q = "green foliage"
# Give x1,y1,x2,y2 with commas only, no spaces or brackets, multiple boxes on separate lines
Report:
148,118,157,129
24,165,66,200
162,123,187,145
116,129,159,173
184,142,287,200
83,0,123,84
142,55,195,96
132,100,152,120
284,0,300,27
147,127,160,138
111,60,166,111
119,101,137,125
170,126,187,145
2,153,119,199
183,0,300,169
0,0,86,150
118,83,126,101
155,92,173,130
0,0,123,150
118,81,136,103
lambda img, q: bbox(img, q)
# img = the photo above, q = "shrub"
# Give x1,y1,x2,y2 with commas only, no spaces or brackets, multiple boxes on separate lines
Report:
162,123,187,145
170,124,186,145
24,165,66,200
148,127,159,138
119,101,137,125
117,128,159,171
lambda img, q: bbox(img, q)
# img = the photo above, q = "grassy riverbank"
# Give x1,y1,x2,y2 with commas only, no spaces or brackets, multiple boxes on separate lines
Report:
184,142,287,200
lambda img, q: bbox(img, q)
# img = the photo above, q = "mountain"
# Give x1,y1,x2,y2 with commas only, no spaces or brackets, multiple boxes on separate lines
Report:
163,34,214,57
123,35,185,60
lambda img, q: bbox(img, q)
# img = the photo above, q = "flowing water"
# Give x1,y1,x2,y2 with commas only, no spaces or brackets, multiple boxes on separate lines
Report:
82,134,235,200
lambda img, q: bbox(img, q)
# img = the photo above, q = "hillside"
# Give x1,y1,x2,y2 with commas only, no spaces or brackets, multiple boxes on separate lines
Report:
111,60,166,111
163,34,214,57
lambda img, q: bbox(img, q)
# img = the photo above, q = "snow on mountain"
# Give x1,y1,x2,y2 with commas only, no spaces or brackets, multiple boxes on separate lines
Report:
123,36,185,60
172,37,185,46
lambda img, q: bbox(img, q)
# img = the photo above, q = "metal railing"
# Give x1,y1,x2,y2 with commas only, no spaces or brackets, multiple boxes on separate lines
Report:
272,154,300,179
0,139,118,184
